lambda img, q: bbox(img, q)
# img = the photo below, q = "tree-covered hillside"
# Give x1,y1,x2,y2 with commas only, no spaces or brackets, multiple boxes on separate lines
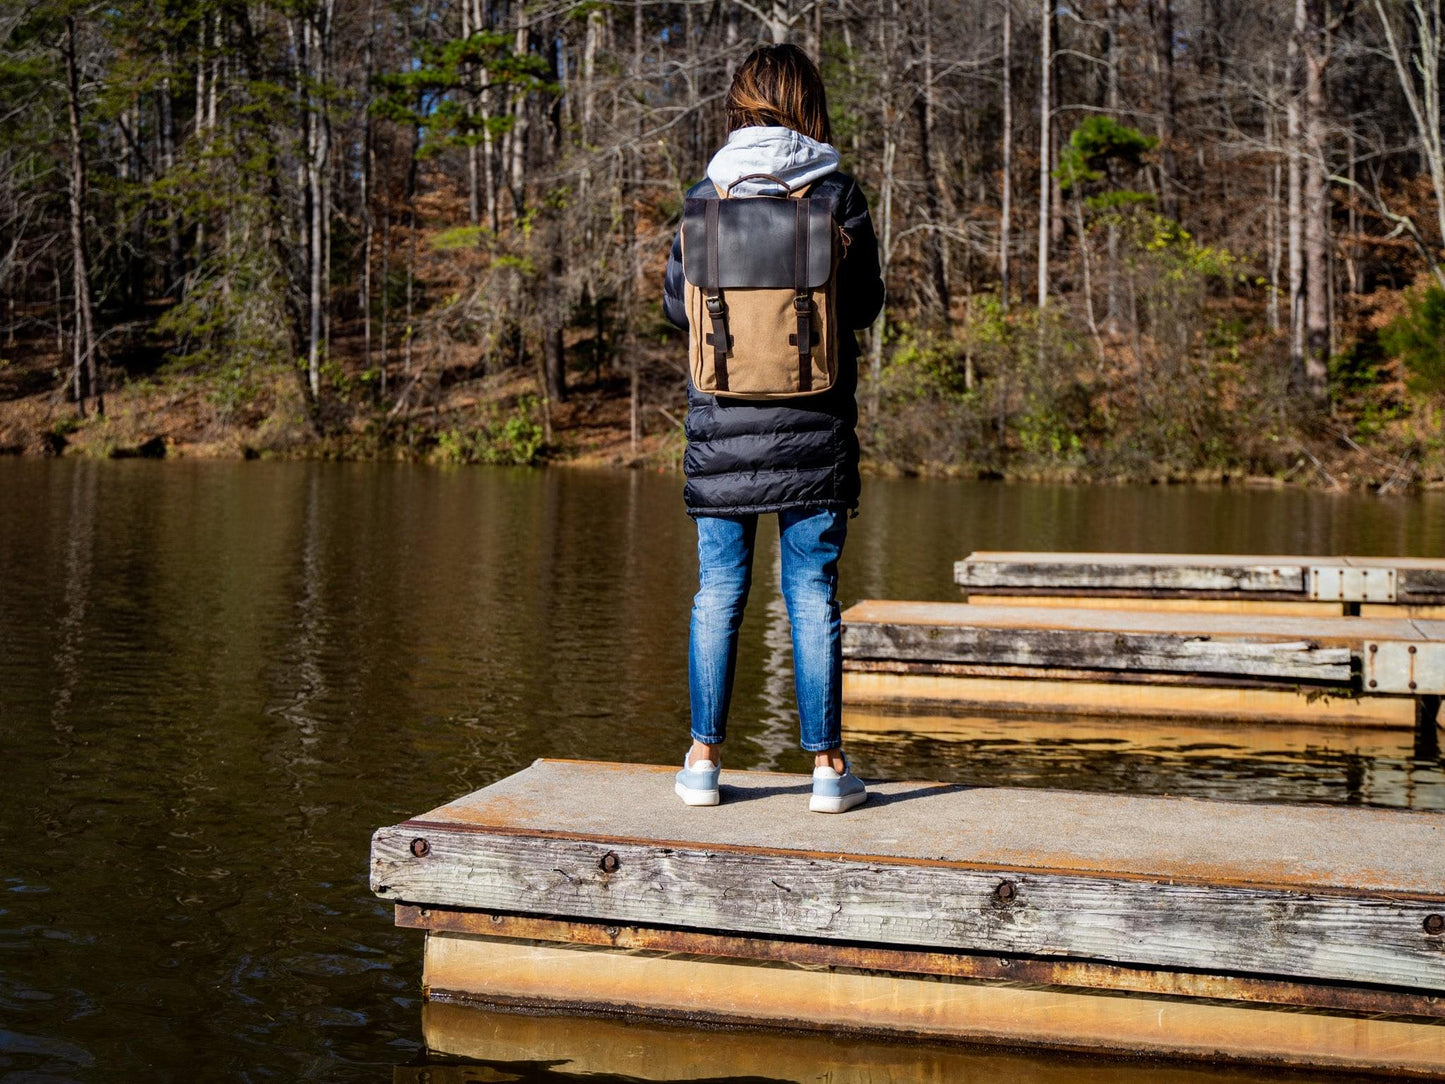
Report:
1,0,1443,487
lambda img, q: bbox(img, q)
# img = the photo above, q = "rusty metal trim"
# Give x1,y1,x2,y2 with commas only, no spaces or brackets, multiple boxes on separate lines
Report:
401,906,1445,1021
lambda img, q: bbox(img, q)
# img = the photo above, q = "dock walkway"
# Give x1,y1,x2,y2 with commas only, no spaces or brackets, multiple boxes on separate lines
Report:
957,551,1445,617
372,759,1445,1075
842,599,1445,725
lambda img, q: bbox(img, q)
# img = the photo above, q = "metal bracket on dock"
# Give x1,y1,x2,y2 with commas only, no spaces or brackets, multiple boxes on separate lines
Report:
1310,566,1396,603
1363,642,1445,694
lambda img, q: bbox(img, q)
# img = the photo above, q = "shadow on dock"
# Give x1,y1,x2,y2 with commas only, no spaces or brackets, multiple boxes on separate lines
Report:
719,779,973,808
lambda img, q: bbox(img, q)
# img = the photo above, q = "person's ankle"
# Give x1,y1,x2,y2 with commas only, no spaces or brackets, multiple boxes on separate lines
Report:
689,740,722,766
813,748,846,774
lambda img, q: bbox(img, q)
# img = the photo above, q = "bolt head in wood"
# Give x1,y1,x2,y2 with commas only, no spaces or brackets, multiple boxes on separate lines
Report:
410,837,430,858
995,880,1017,904
1425,914,1444,936
600,851,620,873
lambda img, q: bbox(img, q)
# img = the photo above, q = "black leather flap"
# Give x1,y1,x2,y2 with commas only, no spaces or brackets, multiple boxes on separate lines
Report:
682,196,833,290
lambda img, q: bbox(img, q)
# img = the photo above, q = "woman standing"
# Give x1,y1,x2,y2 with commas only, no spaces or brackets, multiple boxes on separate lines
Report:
662,44,885,812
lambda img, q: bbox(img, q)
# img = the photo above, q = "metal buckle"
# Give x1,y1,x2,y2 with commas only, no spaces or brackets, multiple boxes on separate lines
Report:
705,295,724,316
794,295,811,312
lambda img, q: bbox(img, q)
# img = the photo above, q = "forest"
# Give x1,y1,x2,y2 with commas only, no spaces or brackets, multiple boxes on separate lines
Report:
1,0,1443,487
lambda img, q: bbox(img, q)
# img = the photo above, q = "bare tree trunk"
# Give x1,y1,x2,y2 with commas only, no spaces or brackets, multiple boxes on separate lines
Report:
160,53,180,299
867,5,890,424
582,7,601,145
480,0,498,233
1037,0,1052,310
509,12,529,220
767,0,790,43
1151,0,1179,221
1287,0,1306,385
463,0,479,226
1268,85,1283,332
1345,125,1361,295
63,16,100,417
1048,9,1064,248
1000,0,1012,311
304,7,333,403
629,0,644,453
380,209,390,399
361,0,377,377
1303,0,1330,404
1105,0,1120,330
1075,192,1103,358
916,0,949,321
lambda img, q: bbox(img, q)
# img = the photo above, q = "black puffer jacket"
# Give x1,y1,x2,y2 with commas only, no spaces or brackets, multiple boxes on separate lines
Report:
663,172,885,516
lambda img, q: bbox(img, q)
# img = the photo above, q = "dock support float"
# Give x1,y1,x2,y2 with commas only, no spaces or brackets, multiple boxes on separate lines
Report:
372,759,1445,1077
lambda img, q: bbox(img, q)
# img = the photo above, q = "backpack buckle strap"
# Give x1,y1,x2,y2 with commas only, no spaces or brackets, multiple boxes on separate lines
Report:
705,200,729,391
793,200,812,392
704,293,730,392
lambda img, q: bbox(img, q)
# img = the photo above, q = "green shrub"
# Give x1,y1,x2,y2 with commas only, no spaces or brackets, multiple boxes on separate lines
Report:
433,395,546,466
1383,285,1445,396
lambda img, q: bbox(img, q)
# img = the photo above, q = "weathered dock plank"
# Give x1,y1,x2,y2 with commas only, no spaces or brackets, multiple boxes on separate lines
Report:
397,905,1445,1019
843,600,1395,679
371,760,1445,992
956,551,1445,614
840,600,1445,723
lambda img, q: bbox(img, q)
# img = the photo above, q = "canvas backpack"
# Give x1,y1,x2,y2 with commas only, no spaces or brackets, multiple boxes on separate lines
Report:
681,172,844,399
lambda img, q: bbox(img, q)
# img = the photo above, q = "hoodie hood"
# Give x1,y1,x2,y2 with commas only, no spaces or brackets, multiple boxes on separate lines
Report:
706,125,841,197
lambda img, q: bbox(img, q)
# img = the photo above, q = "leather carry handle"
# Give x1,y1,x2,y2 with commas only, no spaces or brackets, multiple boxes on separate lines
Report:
724,172,795,195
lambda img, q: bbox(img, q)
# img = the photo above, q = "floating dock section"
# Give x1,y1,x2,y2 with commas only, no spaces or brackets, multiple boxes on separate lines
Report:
957,551,1445,618
372,758,1445,1077
842,599,1445,726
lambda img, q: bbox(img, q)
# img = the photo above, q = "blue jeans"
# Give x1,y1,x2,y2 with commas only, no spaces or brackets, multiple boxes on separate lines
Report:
689,507,848,753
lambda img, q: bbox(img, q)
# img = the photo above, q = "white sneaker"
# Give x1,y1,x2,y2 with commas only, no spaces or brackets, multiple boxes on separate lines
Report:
674,753,721,806
809,759,868,814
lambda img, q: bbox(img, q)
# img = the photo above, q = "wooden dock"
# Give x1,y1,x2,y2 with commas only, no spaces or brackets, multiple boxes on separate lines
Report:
842,599,1445,726
957,551,1445,618
841,705,1433,761
372,759,1445,1077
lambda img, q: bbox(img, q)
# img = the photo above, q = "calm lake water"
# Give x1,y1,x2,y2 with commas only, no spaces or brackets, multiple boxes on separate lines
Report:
3,458,1444,1081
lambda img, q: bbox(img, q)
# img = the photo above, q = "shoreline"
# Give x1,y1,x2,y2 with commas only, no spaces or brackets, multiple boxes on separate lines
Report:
3,365,1439,493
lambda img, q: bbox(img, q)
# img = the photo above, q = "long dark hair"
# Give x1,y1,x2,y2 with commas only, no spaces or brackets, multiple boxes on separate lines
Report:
724,44,833,146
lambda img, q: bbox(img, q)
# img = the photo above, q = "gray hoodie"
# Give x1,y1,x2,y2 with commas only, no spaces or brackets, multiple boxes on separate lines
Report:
706,125,841,197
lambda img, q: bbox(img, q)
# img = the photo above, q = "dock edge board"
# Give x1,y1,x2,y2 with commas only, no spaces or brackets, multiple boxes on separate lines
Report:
418,931,1445,1078
396,905,1445,1020
953,554,1445,605
369,824,1445,990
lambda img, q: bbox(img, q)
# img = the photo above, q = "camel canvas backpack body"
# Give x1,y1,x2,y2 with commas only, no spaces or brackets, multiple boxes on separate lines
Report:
681,173,844,399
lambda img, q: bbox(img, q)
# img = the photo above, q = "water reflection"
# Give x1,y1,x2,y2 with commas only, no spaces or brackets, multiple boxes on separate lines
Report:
1,459,1443,1079
845,706,1445,808
399,1002,1320,1084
